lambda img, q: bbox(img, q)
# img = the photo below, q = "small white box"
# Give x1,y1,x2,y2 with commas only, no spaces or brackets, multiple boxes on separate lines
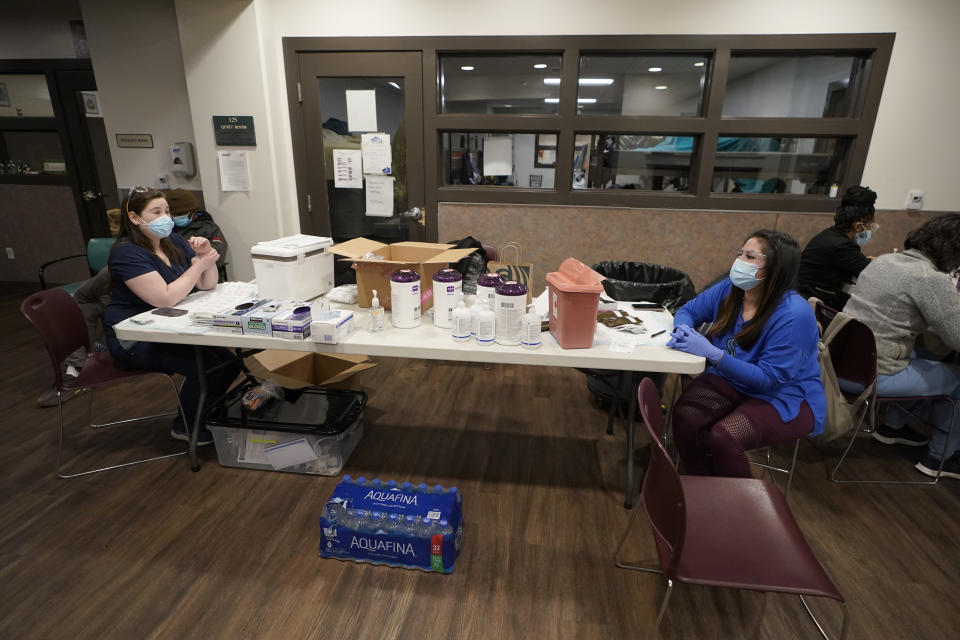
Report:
271,307,312,340
252,234,334,301
311,309,355,344
241,300,289,336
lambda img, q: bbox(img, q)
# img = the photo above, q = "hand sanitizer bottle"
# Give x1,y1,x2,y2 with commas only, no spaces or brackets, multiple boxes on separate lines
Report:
451,299,471,342
476,300,495,345
521,303,541,349
369,289,384,332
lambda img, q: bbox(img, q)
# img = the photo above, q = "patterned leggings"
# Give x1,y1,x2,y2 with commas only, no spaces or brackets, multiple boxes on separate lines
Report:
672,374,814,477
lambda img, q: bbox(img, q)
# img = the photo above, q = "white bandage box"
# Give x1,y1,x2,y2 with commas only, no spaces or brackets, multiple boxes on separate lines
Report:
252,235,334,301
311,309,355,344
241,300,289,336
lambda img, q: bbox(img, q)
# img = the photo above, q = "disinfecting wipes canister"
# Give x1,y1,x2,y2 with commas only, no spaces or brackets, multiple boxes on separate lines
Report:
390,269,422,329
494,280,527,346
432,268,463,329
476,272,504,309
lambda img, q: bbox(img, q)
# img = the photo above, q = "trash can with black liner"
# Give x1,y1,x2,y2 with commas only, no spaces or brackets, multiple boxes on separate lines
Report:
581,262,696,410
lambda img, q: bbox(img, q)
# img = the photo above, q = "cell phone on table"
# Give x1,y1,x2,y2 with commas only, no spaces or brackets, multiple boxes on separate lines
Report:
632,302,663,310
151,307,189,317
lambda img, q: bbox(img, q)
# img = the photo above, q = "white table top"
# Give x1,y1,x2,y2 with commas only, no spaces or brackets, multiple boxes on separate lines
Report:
114,299,705,375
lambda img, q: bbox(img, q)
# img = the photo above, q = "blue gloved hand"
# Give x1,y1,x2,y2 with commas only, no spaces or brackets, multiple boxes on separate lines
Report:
666,324,724,363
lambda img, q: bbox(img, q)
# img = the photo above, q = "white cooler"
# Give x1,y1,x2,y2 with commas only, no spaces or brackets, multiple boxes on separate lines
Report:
251,234,334,301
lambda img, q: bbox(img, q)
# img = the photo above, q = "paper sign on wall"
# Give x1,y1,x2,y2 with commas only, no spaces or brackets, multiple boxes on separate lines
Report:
360,133,392,175
483,136,512,176
345,90,378,132
217,150,250,192
365,175,395,217
332,149,363,188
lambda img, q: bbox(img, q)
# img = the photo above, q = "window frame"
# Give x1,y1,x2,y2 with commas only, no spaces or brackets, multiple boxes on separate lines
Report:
284,33,894,238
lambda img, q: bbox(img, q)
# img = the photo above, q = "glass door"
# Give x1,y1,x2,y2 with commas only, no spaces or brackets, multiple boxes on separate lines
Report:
298,52,425,283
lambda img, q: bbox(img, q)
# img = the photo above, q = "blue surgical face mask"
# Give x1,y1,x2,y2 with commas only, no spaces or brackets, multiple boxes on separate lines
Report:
729,258,763,291
172,215,191,228
855,229,872,247
138,215,174,238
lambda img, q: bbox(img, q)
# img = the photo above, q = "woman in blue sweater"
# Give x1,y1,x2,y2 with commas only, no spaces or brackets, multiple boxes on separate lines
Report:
667,229,826,477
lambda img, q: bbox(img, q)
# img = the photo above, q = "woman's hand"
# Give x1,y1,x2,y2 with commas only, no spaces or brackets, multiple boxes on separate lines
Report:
193,248,219,268
667,324,725,363
188,236,211,255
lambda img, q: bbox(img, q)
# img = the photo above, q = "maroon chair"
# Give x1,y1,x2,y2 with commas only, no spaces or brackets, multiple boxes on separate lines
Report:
815,300,955,484
614,377,848,639
21,288,186,478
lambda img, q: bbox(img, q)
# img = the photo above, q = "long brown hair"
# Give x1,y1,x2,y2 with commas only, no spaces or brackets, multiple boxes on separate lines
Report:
706,229,801,350
114,187,186,266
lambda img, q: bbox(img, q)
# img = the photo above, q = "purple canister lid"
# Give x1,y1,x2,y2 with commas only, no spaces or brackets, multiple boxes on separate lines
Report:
391,268,420,283
477,272,505,287
495,280,527,296
433,268,462,282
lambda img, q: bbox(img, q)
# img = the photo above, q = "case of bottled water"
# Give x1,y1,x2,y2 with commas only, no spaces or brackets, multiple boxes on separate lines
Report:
319,477,463,573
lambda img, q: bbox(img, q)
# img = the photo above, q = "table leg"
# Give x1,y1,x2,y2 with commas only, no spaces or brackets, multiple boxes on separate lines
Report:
607,371,625,435
623,371,638,510
190,346,207,472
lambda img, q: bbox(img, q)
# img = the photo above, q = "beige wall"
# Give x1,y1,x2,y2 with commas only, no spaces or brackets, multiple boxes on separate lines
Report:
438,203,933,296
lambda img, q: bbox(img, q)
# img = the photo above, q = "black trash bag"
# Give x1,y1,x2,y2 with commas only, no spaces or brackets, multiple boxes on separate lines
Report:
444,235,490,294
582,262,696,413
591,261,696,312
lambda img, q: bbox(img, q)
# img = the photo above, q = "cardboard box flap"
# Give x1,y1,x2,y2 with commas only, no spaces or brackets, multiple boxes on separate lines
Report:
247,351,376,389
424,247,479,264
327,237,389,259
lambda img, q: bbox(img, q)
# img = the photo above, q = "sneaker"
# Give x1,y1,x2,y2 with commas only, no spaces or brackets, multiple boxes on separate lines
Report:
36,374,88,408
170,424,215,446
872,423,929,447
914,454,960,480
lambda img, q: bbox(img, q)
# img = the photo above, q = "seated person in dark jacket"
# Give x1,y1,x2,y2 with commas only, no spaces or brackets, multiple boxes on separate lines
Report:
165,189,229,278
797,185,878,310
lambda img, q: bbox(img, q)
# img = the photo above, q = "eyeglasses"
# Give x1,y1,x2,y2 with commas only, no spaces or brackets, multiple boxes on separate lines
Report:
735,249,766,261
858,222,880,232
124,185,149,214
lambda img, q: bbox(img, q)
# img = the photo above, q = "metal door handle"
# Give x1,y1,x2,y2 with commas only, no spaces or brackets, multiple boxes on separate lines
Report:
82,190,102,201
402,207,422,220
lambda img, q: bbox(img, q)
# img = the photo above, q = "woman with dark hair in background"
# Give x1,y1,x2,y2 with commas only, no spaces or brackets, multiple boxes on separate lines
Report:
666,230,826,477
843,213,960,478
104,187,241,445
797,185,878,310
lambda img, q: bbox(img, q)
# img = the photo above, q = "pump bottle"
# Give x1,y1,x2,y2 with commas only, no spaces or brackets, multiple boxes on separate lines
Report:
521,303,541,349
369,289,384,332
451,299,471,342
476,300,495,345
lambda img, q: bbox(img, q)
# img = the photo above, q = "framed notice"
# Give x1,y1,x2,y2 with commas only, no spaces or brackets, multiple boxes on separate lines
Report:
213,115,256,146
535,133,557,168
115,133,153,148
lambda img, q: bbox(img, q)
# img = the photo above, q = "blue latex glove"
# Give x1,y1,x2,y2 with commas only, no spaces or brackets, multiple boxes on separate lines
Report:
666,324,724,363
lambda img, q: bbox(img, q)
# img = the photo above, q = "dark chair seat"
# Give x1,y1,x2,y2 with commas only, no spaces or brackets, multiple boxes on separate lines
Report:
677,475,842,599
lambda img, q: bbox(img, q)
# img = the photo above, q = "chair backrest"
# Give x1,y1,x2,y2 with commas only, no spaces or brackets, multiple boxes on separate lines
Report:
815,300,877,389
20,288,91,389
481,243,497,262
86,238,113,274
637,377,686,577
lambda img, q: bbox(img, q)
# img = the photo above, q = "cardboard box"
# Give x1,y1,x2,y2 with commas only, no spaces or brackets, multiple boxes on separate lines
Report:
327,238,477,310
246,351,376,390
311,309,355,344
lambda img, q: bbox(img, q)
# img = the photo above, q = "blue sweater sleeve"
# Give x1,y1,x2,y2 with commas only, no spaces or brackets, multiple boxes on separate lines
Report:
673,280,731,329
713,297,818,392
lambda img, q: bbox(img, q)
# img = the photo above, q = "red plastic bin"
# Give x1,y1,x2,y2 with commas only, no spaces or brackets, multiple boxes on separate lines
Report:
545,258,606,349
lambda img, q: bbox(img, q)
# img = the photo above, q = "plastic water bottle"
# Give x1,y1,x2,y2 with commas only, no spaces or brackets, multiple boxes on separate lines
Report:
433,484,444,494
419,517,435,537
356,476,367,486
342,474,352,484
372,478,382,489
353,508,368,531
438,519,453,536
402,481,413,492
417,483,428,494
387,480,397,489
403,514,418,536
387,512,400,532
369,511,384,531
449,486,460,505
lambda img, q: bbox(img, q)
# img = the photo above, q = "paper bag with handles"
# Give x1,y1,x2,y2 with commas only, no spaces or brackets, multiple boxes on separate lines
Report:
488,242,533,303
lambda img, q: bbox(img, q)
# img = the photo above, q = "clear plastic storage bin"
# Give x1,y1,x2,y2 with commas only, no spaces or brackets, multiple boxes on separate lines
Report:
207,384,366,475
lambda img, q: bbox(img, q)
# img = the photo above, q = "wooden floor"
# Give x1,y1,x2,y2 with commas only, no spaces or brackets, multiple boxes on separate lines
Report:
2,280,958,640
